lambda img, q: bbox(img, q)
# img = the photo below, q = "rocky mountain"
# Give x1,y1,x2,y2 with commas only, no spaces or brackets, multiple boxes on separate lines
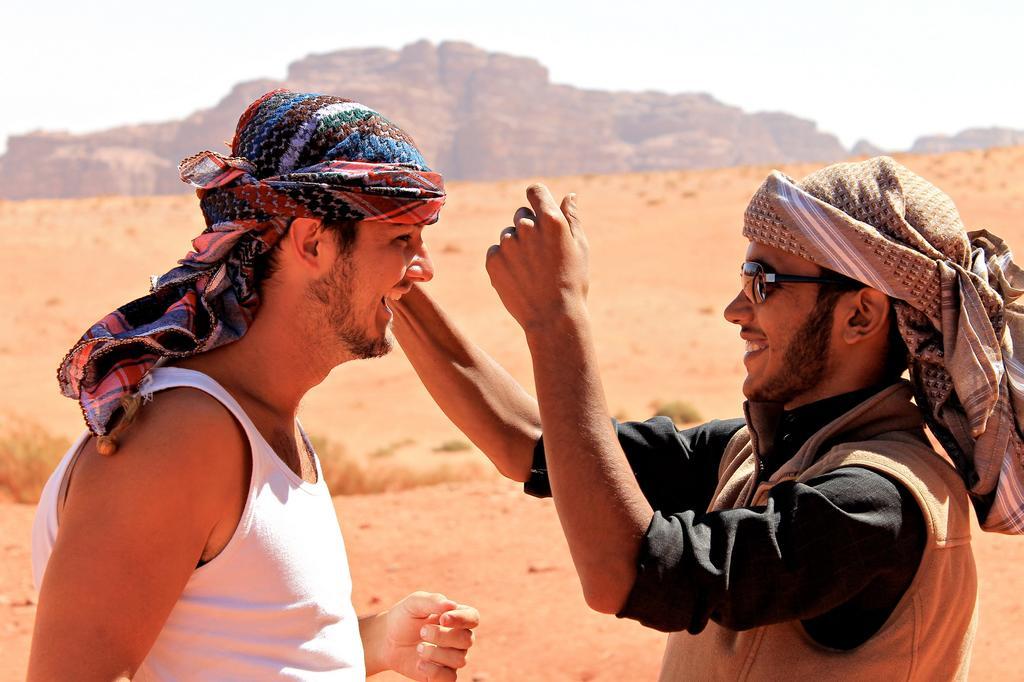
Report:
910,127,1024,155
851,139,887,157
2,40,853,199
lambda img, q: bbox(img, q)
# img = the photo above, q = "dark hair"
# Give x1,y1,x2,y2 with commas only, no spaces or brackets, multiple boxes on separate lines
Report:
815,269,908,381
253,219,359,292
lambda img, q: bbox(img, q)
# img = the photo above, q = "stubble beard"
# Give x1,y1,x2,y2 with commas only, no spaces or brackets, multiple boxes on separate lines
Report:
307,254,393,361
747,293,836,405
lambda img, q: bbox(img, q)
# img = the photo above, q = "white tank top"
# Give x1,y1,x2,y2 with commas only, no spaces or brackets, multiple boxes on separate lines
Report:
32,367,365,680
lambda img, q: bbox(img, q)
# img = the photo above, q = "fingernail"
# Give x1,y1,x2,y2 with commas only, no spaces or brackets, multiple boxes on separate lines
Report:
570,193,578,206
417,643,425,654
420,626,429,639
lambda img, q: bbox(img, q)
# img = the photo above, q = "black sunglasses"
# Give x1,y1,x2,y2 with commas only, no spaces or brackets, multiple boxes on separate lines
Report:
741,261,853,304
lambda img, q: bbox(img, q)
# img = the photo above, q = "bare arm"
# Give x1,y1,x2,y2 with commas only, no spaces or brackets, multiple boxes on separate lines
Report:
484,187,652,614
524,310,651,613
391,285,541,481
28,391,248,681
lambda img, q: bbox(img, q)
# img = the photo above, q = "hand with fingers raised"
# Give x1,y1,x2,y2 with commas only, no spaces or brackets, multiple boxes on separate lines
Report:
485,184,588,331
381,591,480,682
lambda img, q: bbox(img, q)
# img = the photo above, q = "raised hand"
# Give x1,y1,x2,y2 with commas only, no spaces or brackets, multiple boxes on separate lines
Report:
485,184,588,331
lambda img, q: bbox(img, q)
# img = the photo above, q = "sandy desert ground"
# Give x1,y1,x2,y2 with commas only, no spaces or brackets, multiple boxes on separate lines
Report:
2,147,1024,679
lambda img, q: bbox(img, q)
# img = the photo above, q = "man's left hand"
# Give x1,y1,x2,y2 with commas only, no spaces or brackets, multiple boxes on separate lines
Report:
379,591,479,681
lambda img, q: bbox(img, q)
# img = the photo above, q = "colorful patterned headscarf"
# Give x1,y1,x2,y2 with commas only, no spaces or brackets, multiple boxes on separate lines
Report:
58,90,446,440
744,156,1024,534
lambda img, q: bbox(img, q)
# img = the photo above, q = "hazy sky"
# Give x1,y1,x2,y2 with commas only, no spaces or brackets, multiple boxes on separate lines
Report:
3,0,1020,154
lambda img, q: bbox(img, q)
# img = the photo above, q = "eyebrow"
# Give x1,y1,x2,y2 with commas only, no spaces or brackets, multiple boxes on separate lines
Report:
380,224,419,235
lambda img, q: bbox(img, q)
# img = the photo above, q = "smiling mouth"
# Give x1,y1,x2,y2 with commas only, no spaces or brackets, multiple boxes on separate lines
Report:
744,340,767,355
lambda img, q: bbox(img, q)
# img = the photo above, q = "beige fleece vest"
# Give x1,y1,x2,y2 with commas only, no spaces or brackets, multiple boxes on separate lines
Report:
659,383,977,681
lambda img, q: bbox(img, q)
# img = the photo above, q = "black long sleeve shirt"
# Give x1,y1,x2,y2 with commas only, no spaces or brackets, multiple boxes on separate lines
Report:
524,386,926,649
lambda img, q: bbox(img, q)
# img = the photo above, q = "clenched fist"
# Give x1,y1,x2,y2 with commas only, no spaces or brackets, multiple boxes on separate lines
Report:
368,591,479,682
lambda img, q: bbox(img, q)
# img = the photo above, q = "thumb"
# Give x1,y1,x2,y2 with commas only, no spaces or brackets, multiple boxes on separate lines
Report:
401,591,458,618
561,193,581,235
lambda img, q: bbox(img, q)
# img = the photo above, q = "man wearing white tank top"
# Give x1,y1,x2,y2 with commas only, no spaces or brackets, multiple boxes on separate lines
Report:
30,91,478,681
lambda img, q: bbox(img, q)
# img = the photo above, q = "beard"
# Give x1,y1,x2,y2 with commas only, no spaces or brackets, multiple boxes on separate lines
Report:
307,253,392,360
747,291,837,404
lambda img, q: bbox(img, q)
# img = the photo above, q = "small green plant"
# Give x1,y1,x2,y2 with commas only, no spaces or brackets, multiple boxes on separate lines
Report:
433,439,472,453
368,438,416,459
650,400,703,426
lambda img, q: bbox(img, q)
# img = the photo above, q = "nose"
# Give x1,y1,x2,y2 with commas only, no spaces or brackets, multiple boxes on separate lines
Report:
723,289,752,327
405,244,434,283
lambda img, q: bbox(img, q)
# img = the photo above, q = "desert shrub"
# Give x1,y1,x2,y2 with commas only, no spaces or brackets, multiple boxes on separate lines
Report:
0,421,485,503
0,419,70,503
368,438,416,459
651,400,703,426
433,439,471,453
310,435,484,495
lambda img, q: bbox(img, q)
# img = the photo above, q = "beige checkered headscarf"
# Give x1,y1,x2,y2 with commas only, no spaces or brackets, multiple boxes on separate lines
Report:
744,156,1024,534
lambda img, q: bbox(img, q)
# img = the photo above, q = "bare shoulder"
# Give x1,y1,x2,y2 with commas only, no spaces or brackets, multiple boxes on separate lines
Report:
115,386,247,464
65,386,250,530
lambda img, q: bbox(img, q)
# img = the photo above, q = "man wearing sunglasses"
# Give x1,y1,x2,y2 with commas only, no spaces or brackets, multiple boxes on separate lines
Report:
394,157,1022,678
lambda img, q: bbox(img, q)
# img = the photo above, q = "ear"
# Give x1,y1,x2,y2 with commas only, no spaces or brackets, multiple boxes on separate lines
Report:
284,217,331,272
838,288,891,346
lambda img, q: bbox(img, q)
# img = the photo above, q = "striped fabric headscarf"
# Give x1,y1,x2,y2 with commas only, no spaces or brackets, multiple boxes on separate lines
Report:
744,156,1024,534
58,90,445,442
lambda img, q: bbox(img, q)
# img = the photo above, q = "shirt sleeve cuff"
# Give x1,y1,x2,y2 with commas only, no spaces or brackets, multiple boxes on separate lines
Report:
616,511,696,633
523,434,551,498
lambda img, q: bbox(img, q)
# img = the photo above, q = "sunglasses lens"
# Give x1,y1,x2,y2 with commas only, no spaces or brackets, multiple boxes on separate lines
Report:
740,263,766,303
